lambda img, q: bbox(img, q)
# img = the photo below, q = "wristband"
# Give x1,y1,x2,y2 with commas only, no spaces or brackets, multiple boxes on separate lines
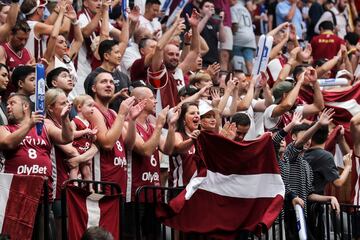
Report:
72,20,79,25
184,42,191,46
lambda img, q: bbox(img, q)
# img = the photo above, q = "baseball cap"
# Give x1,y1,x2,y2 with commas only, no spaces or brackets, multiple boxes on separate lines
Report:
199,100,216,117
335,69,352,79
272,81,294,104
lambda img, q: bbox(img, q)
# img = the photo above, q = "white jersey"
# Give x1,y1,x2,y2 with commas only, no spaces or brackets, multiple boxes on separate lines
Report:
77,10,114,86
25,21,45,61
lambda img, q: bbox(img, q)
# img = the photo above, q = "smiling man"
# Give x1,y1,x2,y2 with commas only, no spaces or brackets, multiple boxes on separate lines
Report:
84,39,131,112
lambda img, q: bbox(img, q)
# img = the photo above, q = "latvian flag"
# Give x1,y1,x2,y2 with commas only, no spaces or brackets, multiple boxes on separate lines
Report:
157,132,285,238
66,186,121,240
0,173,44,239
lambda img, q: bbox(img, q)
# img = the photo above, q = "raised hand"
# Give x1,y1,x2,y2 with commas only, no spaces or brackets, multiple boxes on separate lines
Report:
184,31,192,44
220,122,237,140
226,74,238,92
298,44,312,62
289,24,297,41
305,66,317,83
156,106,170,128
65,4,77,21
206,62,221,79
129,99,147,120
128,6,141,23
187,9,201,27
167,106,180,127
118,96,135,116
318,108,335,126
290,111,303,126
60,103,71,120
211,88,221,107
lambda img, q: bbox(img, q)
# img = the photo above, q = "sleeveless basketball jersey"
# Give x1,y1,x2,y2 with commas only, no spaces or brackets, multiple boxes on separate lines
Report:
126,121,160,202
1,43,32,99
25,21,44,61
72,116,93,154
169,132,196,188
2,43,32,70
3,125,53,199
93,105,128,193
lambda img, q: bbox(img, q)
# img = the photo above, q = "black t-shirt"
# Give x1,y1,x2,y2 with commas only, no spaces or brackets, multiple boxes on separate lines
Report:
307,2,324,41
201,20,219,68
267,1,278,30
304,148,339,194
84,67,131,111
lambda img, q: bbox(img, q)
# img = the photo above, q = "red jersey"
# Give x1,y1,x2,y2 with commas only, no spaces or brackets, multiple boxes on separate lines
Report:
3,125,53,199
1,43,32,99
93,105,128,193
51,145,70,200
310,31,345,62
72,116,93,154
169,133,197,188
130,58,181,109
126,121,160,202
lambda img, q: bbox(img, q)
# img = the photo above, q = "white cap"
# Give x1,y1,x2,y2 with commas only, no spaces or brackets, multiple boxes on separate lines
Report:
335,69,352,79
199,100,215,116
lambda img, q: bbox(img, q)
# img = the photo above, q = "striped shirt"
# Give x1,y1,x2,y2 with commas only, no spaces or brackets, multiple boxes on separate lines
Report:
283,142,314,216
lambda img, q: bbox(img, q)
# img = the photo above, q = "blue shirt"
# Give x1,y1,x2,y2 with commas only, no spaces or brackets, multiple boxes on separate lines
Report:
276,0,303,38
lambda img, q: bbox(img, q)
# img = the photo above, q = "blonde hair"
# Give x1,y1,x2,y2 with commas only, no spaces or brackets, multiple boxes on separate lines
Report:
73,94,93,111
45,88,66,116
189,71,212,86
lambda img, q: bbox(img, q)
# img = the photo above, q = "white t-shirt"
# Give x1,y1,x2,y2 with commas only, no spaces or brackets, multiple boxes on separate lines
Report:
139,15,162,36
77,11,114,84
263,104,304,130
120,43,141,77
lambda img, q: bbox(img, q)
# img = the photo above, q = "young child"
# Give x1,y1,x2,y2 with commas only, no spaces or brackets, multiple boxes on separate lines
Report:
70,94,97,180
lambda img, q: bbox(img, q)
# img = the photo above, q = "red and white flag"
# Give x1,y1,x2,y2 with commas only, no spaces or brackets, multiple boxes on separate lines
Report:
66,186,121,240
0,173,44,239
157,132,285,238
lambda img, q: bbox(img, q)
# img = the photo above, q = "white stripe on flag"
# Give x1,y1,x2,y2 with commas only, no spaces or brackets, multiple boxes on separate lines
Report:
326,99,360,116
185,170,285,200
86,193,104,228
0,173,13,232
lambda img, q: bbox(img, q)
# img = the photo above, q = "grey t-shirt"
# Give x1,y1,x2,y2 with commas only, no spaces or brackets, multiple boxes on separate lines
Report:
231,2,256,49
304,148,339,194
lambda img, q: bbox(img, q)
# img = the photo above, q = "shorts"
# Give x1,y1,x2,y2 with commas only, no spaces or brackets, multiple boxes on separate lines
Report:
219,26,233,50
233,46,255,62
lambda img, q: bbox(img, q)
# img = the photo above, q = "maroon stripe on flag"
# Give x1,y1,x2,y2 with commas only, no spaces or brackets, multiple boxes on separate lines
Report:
158,189,284,236
66,186,89,240
98,196,121,240
196,132,280,175
1,174,43,239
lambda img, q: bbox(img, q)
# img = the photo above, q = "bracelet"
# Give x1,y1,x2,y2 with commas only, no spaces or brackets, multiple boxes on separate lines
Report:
72,20,79,25
184,42,191,46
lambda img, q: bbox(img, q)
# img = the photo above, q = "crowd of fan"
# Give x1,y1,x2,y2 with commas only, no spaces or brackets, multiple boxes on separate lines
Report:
0,0,359,239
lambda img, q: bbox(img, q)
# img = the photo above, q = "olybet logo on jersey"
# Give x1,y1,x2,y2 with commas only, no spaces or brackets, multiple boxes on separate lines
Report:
17,164,47,175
